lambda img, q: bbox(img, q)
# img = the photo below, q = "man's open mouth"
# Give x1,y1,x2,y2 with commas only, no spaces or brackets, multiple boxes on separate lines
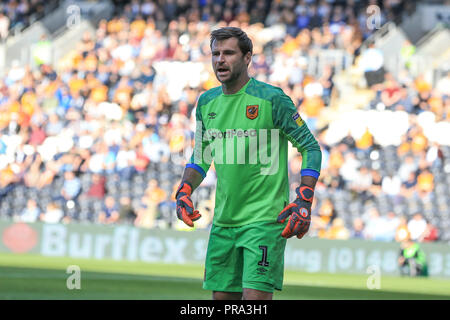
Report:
217,67,229,74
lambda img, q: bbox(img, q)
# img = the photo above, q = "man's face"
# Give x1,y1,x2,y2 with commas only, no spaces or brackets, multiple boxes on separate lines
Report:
211,37,251,84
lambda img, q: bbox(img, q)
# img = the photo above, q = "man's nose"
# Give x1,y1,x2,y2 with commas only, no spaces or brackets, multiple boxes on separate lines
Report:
217,53,225,62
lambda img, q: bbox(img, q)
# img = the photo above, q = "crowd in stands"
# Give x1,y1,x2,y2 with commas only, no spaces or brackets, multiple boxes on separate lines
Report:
0,0,448,243
0,0,60,40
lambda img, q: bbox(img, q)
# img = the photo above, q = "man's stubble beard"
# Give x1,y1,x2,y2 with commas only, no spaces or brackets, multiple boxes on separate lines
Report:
217,69,239,85
216,62,247,85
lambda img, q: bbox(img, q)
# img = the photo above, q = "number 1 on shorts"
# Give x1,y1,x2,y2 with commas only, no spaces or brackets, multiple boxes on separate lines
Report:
258,245,269,267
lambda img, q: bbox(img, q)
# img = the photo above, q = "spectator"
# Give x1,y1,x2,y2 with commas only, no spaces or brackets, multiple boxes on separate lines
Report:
133,144,150,173
350,217,365,239
381,211,401,242
328,147,345,171
339,151,360,186
419,222,439,243
115,145,137,179
363,207,386,241
319,64,334,104
398,155,417,182
395,216,410,242
301,81,325,131
118,196,137,224
40,201,64,224
369,168,383,197
84,173,106,200
410,127,428,155
251,54,270,77
23,157,44,190
407,213,427,241
355,127,373,152
381,75,402,109
142,127,171,163
58,170,82,205
339,131,356,150
416,167,434,196
158,180,180,228
32,34,52,66
322,166,345,190
350,165,372,203
7,60,26,84
45,112,64,136
0,11,10,41
135,179,167,228
295,6,310,31
325,217,350,240
312,198,336,238
18,199,41,223
88,143,108,174
28,123,46,146
264,4,281,26
426,142,444,168
395,85,414,112
381,173,402,198
359,42,384,89
400,170,417,199
98,195,120,224
400,40,415,70
308,5,322,30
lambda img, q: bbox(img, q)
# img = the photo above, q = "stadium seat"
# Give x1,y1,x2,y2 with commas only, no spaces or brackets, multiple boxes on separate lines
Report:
78,208,91,222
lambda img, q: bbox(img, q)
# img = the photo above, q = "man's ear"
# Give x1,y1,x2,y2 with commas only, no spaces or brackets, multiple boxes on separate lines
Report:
245,52,252,66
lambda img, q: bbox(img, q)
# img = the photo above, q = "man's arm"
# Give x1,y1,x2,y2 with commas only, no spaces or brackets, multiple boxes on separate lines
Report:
180,167,204,194
272,92,322,180
272,91,322,239
182,94,213,191
175,94,212,227
175,167,204,227
301,175,318,190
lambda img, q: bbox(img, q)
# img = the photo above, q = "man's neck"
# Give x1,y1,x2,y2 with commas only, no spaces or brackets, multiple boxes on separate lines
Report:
222,75,251,95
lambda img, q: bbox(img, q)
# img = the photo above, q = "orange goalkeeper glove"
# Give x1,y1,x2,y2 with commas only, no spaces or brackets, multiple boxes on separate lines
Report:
277,185,313,239
175,182,201,227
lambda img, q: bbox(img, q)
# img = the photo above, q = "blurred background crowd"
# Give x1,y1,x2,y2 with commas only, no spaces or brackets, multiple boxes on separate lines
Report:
0,0,449,244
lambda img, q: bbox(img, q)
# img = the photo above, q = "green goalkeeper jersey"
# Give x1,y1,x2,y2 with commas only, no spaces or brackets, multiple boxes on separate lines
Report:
188,78,322,227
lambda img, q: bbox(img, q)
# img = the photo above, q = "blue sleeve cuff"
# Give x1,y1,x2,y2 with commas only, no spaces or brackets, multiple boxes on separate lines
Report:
301,169,320,179
186,163,207,179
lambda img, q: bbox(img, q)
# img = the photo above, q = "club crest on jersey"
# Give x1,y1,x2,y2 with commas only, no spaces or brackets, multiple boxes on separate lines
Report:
246,105,259,120
292,112,304,127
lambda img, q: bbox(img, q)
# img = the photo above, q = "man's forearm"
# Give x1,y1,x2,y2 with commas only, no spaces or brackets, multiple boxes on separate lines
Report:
181,167,204,193
300,175,318,189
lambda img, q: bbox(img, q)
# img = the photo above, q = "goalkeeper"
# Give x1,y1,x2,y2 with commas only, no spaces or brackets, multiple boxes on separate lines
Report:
176,27,322,300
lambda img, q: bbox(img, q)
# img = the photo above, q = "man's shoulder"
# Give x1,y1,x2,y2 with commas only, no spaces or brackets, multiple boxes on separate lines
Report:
198,86,222,107
245,78,285,101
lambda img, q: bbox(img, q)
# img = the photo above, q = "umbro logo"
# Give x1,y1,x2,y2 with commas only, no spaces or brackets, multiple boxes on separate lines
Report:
256,267,267,275
208,112,217,119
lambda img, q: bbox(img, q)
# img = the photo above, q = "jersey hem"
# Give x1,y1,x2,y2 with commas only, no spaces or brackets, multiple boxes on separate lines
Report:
212,218,279,228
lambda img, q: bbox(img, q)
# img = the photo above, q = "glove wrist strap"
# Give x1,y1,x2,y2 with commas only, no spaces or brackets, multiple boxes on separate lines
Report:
296,184,314,202
176,181,193,198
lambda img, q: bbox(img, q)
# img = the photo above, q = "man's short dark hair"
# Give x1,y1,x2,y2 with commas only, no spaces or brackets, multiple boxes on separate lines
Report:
210,27,253,56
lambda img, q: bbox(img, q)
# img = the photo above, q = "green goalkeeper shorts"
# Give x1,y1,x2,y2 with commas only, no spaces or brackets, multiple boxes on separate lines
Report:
203,220,287,293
